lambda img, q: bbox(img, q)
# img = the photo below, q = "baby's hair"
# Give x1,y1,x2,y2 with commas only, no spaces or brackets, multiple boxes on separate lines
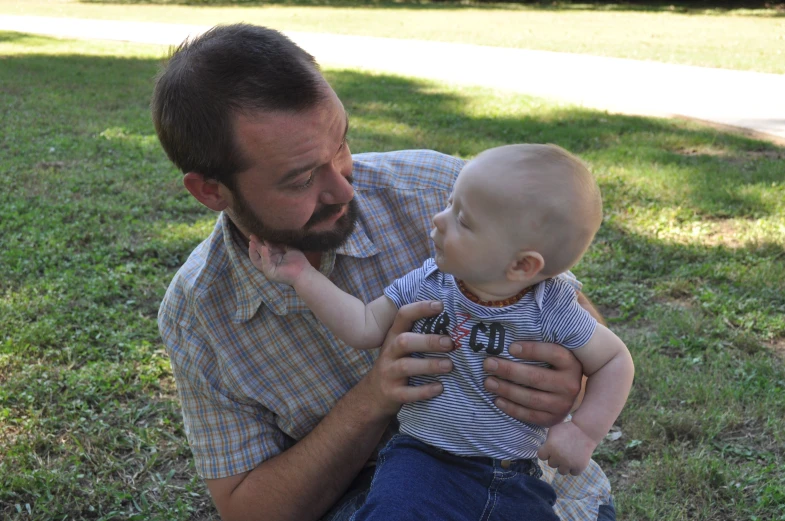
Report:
478,144,603,276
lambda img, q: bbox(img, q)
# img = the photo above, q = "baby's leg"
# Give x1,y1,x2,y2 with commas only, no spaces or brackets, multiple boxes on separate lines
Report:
479,459,559,521
350,434,479,521
350,434,558,521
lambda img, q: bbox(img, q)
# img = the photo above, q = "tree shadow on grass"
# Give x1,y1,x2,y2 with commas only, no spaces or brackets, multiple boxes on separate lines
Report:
0,31,47,44
2,42,782,362
75,0,785,16
328,69,785,219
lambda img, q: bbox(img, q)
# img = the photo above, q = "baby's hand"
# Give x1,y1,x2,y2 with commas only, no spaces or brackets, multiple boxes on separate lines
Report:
538,421,599,476
248,235,310,286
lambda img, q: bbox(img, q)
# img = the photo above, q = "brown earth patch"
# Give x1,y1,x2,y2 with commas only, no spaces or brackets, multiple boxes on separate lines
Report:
672,115,785,147
765,337,785,361
715,418,782,460
675,142,785,168
663,217,773,249
603,459,644,491
34,161,68,170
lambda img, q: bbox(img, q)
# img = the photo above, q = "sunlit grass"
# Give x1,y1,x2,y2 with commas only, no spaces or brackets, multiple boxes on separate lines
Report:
1,0,784,72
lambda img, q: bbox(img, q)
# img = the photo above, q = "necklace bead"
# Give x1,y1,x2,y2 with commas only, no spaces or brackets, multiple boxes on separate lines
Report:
456,279,530,308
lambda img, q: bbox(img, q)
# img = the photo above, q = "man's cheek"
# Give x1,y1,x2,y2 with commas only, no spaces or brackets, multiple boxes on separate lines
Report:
271,204,313,229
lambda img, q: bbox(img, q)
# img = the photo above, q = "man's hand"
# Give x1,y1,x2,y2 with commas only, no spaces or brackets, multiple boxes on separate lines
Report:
538,421,598,476
249,235,311,285
483,341,583,428
363,300,454,418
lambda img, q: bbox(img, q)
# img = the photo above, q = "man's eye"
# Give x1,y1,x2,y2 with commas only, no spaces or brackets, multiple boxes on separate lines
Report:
294,173,314,190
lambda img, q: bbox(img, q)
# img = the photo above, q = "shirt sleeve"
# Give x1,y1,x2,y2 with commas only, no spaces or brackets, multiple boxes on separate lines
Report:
556,269,583,292
539,278,597,350
540,457,612,521
159,312,291,479
383,258,437,308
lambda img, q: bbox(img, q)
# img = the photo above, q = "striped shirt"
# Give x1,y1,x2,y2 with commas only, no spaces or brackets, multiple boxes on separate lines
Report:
158,149,611,520
385,258,597,460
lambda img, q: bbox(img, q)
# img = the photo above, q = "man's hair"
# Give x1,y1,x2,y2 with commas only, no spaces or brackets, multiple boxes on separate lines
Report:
151,24,326,190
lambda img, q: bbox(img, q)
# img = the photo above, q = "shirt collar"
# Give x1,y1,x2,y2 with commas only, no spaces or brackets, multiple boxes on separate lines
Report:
223,192,381,322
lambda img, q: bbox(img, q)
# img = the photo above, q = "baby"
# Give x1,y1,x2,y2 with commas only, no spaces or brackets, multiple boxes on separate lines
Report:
250,144,634,521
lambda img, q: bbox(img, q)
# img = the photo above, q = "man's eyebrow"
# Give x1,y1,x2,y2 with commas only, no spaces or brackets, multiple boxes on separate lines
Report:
341,112,350,145
277,111,350,186
278,163,317,186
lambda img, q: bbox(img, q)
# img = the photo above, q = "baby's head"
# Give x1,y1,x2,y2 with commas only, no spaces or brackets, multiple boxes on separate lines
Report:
431,144,602,286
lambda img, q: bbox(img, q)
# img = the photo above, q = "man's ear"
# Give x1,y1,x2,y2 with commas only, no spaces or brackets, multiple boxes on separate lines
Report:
183,172,230,212
506,251,545,281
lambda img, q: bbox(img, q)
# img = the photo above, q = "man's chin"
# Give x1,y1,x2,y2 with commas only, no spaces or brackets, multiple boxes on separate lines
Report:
285,208,357,252
236,199,358,253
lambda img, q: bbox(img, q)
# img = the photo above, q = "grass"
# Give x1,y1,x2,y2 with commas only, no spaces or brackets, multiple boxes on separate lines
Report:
1,0,784,73
1,31,785,520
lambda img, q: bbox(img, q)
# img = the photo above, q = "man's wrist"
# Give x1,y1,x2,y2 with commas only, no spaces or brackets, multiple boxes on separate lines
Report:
353,372,400,424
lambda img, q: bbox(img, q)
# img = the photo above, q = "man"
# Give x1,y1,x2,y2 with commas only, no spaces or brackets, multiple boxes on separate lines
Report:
153,23,615,521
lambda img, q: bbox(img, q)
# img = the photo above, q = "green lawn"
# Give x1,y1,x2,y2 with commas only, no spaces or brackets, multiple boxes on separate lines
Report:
1,0,784,73
1,32,785,520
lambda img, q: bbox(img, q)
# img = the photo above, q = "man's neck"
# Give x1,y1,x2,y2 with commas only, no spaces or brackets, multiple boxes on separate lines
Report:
226,216,323,271
304,251,322,271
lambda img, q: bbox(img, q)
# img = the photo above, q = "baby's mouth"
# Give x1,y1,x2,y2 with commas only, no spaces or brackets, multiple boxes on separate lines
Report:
430,230,442,250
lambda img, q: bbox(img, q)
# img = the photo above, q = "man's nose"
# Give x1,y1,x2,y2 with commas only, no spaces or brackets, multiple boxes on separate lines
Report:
319,161,354,205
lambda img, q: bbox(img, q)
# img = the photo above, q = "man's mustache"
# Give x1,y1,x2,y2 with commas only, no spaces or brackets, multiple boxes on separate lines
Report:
305,177,353,228
307,203,345,227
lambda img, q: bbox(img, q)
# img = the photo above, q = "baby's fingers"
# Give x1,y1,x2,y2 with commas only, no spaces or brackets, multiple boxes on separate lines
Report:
248,235,266,255
266,243,288,258
248,235,265,262
537,443,551,463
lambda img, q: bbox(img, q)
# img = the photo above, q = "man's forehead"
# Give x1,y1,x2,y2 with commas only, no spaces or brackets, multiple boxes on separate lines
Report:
235,95,345,140
232,101,347,181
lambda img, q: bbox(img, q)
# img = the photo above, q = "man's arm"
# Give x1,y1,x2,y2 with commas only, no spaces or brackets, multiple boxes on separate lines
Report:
206,301,455,521
481,291,604,426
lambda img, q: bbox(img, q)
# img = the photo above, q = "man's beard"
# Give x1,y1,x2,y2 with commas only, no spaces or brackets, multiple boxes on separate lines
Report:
231,187,359,252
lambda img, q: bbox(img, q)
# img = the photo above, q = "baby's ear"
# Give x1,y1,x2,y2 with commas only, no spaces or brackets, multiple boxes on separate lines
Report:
506,251,545,281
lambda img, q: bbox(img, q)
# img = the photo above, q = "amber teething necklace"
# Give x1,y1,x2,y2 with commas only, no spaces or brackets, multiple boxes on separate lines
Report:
455,279,530,308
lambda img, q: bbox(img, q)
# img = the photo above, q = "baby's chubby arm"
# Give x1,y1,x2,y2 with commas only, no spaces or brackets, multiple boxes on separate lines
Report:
538,324,634,475
249,236,398,349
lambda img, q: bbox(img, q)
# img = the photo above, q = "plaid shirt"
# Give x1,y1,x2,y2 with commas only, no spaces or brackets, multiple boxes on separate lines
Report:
159,149,611,520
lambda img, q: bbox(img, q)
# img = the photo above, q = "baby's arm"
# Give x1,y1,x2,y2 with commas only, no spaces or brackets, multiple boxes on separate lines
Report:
249,237,398,349
538,324,634,475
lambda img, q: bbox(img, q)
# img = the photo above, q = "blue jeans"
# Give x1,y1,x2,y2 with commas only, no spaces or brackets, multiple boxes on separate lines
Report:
322,435,616,521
